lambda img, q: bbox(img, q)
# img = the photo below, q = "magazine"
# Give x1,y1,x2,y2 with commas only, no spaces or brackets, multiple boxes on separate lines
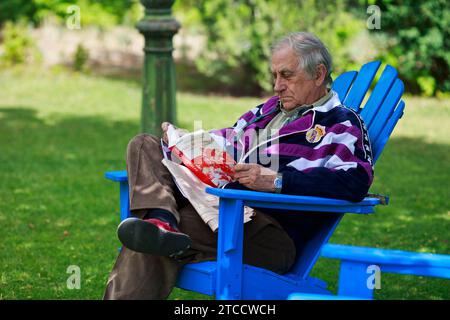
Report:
166,125,236,188
161,125,255,232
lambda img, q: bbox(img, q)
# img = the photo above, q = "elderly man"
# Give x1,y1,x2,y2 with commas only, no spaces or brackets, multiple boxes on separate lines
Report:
103,32,373,299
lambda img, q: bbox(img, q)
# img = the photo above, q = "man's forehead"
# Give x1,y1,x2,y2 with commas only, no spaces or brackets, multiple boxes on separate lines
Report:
270,61,298,73
270,47,299,72
270,64,296,73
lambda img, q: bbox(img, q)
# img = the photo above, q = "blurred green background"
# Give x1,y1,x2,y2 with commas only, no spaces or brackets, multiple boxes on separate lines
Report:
0,0,448,299
1,0,448,96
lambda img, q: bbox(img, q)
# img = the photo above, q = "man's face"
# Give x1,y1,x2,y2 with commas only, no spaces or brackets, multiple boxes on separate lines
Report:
270,46,319,111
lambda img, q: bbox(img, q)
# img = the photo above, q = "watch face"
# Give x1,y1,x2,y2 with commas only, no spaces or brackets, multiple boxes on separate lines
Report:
275,178,282,189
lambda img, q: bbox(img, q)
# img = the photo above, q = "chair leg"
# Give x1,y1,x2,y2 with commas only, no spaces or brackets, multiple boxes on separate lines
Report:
216,198,244,300
337,260,375,299
119,181,131,221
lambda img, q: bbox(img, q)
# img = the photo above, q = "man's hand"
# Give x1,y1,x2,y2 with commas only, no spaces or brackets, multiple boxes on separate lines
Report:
161,122,172,144
232,163,277,192
161,122,188,144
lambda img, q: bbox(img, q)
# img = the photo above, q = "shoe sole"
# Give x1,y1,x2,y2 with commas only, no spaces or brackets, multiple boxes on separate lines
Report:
117,218,191,257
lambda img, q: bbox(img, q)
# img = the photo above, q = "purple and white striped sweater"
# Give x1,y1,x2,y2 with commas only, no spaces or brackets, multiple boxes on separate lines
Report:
210,90,374,202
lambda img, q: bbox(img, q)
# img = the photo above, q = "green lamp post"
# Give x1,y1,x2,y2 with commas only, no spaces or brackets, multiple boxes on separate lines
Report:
136,0,180,135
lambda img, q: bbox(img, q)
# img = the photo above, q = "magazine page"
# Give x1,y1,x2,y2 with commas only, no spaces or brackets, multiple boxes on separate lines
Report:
161,158,254,232
168,127,236,188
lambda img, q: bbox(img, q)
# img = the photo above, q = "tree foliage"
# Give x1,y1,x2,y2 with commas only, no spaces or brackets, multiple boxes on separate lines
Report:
176,0,448,96
375,0,449,96
176,0,367,95
0,0,137,27
1,0,447,96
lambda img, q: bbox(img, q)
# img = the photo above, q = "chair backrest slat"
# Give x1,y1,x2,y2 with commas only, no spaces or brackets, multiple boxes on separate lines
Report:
368,78,404,147
333,61,405,164
360,65,398,128
343,61,381,111
332,71,357,102
372,100,405,162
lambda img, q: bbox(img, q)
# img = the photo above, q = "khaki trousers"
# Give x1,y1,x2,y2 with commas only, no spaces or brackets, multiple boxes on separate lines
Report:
103,134,296,300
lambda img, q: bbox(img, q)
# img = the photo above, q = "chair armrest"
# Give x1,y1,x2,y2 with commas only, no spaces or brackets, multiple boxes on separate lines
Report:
105,171,380,214
320,243,450,298
206,187,381,214
322,244,450,271
105,170,130,221
105,170,127,182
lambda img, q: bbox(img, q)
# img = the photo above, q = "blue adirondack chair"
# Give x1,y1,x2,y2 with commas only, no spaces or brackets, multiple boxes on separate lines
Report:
105,60,406,299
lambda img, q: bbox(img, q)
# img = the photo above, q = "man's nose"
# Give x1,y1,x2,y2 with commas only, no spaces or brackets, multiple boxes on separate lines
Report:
273,77,286,93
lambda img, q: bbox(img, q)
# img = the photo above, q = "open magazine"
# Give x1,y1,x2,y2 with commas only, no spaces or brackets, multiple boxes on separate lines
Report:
166,125,236,187
161,125,254,232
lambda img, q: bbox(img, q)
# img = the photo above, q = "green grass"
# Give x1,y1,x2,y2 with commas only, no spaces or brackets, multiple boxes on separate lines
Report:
0,67,449,299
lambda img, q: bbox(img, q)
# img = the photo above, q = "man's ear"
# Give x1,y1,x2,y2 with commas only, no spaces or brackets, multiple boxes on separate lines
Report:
315,64,327,86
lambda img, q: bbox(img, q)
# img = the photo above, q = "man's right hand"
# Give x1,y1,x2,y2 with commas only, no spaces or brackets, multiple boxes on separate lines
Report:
162,122,188,144
161,122,172,144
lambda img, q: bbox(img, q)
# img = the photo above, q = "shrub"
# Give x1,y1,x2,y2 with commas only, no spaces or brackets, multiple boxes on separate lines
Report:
0,20,41,67
72,43,89,72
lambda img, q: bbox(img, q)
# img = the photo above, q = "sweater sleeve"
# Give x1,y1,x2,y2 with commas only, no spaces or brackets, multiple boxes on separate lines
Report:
281,113,374,202
281,166,370,202
209,104,263,139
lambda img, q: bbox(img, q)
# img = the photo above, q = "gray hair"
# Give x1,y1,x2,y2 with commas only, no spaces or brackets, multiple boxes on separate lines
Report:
271,32,333,86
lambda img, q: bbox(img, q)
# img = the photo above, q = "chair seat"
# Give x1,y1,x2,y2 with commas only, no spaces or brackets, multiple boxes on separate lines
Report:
176,261,331,299
177,261,217,296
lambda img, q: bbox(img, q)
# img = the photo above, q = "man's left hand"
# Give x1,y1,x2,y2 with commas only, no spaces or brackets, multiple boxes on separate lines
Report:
232,164,277,192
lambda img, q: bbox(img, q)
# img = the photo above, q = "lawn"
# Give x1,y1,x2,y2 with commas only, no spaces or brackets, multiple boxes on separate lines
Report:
0,67,448,299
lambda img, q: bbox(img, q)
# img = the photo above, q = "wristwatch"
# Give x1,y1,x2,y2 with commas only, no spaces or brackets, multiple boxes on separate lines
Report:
274,172,283,194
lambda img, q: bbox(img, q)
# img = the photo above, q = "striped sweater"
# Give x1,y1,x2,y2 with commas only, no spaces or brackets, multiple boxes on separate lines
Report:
210,90,374,202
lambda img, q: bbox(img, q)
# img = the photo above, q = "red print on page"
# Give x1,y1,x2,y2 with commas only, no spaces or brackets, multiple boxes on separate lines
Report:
167,126,236,187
